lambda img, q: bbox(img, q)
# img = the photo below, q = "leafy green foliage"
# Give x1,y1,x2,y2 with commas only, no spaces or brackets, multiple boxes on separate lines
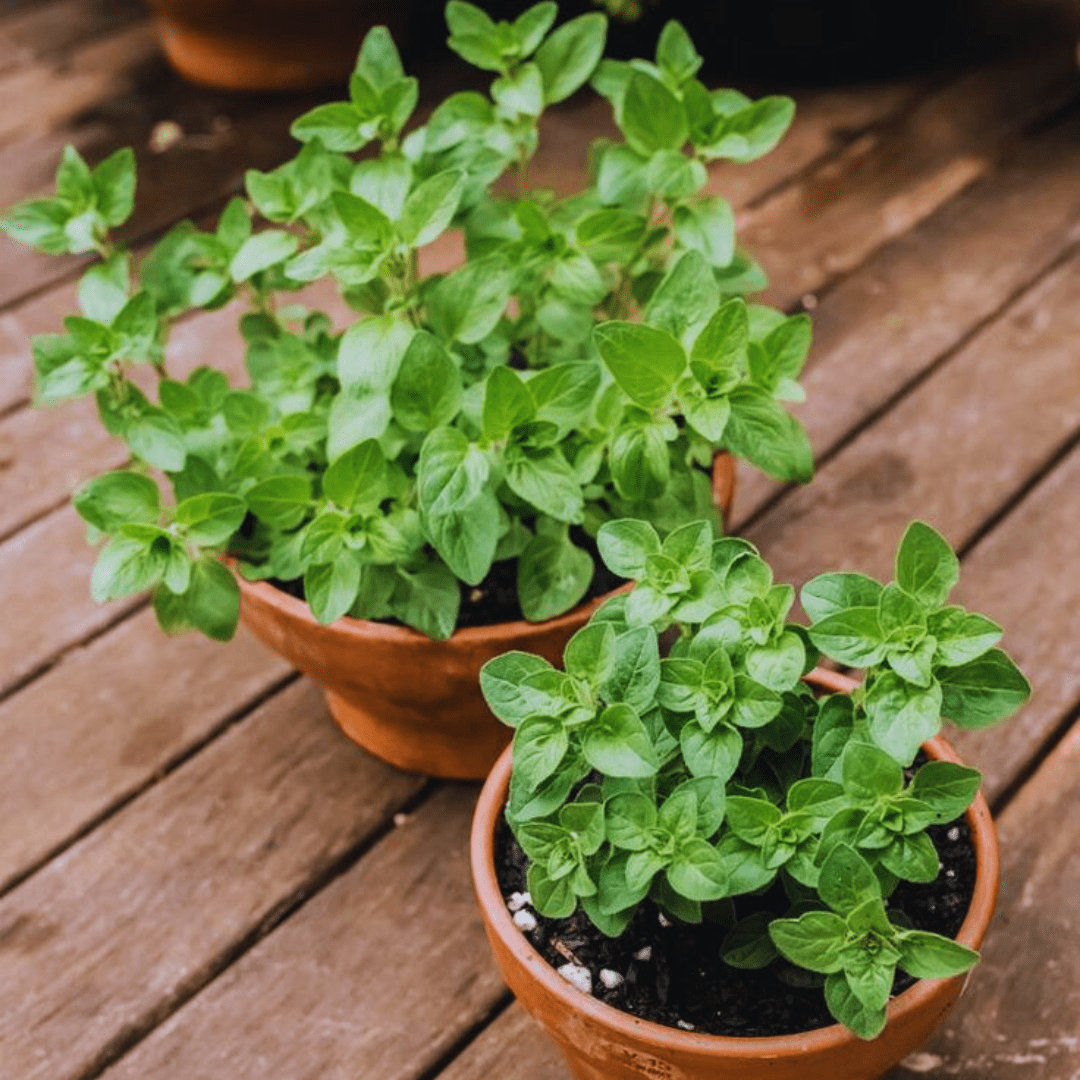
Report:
484,517,1028,1039
4,8,809,642
803,521,1030,763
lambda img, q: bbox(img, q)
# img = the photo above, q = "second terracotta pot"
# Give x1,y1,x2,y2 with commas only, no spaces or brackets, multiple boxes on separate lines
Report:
147,0,411,91
470,668,1000,1080
236,455,737,780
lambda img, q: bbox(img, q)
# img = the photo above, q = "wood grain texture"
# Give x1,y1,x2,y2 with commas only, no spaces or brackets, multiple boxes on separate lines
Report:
0,608,290,893
0,679,424,1080
99,785,506,1080
437,1006,571,1080
0,0,142,77
888,717,1080,1079
0,505,138,697
746,249,1080,598
731,111,1080,527
740,15,1080,311
942,443,1080,802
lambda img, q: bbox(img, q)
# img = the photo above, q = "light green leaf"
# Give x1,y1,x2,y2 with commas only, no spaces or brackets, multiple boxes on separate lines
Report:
583,703,659,777
305,553,362,625
592,322,685,409
229,230,299,283
323,438,386,512
244,475,313,529
939,649,1031,729
517,531,593,621
898,931,980,980
185,557,241,641
620,70,687,155
175,492,246,547
801,572,883,623
534,12,607,103
391,331,463,432
895,521,959,609
398,169,466,246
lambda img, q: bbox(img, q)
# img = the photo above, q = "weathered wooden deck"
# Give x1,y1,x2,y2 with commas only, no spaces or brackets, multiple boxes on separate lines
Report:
1,1,1079,1077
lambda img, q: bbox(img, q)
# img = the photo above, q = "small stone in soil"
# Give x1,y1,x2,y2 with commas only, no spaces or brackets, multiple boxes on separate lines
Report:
948,826,961,841
633,946,652,962
677,1020,695,1031
513,909,538,932
507,891,531,912
658,913,672,928
558,963,593,994
599,969,625,990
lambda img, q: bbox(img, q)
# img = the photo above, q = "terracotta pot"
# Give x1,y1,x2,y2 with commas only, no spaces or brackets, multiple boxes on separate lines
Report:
470,668,1000,1080
235,455,737,779
146,0,410,91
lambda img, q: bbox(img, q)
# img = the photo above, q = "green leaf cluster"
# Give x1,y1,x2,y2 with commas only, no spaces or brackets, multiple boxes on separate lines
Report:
2,8,811,643
482,516,1028,1038
803,521,1030,763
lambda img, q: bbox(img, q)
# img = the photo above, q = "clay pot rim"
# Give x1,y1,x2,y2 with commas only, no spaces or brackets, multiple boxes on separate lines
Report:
227,556,632,646
470,666,1001,1058
226,453,737,647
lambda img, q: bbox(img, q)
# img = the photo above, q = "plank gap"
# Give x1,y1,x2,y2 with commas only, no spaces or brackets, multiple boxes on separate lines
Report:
0,669,300,901
76,778,440,1080
413,992,515,1080
989,704,1080,819
734,234,1080,539
0,593,147,709
738,75,953,214
956,419,1080,563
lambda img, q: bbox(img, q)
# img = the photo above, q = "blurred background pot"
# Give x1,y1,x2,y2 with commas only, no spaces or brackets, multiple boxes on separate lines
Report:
146,0,412,90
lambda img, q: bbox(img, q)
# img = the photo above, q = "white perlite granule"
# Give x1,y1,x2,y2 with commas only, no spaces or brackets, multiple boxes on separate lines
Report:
557,963,593,995
599,969,624,989
507,891,531,912
512,908,538,932
633,946,652,962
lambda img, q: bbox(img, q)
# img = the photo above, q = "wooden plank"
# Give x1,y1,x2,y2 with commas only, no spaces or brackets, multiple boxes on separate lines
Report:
0,0,143,77
0,22,158,149
888,717,1080,1079
746,248,1080,600
0,679,425,1080
98,786,504,1080
731,112,1080,527
943,443,1080,802
437,1005,570,1080
0,607,290,894
739,18,1080,312
0,505,139,698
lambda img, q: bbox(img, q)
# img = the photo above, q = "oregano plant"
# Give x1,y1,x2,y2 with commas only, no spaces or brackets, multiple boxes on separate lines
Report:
2,5,813,643
480,518,1029,1039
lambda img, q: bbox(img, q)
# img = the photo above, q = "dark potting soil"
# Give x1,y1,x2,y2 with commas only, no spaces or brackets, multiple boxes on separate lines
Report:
494,817,978,1038
268,527,626,628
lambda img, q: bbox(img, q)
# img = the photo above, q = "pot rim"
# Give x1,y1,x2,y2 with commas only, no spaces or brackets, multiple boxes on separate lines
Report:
470,667,1000,1058
228,557,632,646
227,455,738,647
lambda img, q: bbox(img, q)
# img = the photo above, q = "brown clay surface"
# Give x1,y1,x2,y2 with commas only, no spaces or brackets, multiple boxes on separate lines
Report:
1,2,1080,1077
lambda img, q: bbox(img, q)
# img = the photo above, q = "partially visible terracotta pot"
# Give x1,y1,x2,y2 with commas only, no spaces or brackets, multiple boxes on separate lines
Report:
146,0,410,91
235,454,737,779
471,668,1000,1080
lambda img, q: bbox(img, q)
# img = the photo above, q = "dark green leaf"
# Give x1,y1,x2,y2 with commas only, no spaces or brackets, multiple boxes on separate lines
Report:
534,12,607,103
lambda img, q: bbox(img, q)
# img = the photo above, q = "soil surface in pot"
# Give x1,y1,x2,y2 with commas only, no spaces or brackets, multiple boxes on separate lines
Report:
267,526,625,628
494,817,977,1037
